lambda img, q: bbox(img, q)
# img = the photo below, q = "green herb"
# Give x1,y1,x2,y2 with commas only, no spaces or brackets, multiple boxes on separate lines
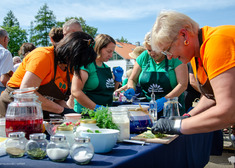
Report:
87,129,93,133
81,107,119,130
95,130,101,133
27,148,46,159
139,130,166,139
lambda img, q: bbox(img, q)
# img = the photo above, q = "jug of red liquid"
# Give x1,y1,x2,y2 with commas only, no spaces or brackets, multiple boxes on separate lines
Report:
5,87,43,139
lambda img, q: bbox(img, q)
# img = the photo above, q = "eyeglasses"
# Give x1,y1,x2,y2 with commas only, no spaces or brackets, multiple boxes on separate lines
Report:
161,35,178,57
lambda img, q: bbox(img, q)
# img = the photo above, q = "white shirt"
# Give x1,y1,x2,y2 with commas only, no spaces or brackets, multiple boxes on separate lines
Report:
0,44,14,87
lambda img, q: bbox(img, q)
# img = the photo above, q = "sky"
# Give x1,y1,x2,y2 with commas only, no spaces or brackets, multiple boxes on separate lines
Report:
1,0,235,45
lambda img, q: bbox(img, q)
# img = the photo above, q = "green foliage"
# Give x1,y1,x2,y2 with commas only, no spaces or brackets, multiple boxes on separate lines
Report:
116,36,129,43
3,10,19,27
30,3,56,46
64,17,98,38
81,107,119,130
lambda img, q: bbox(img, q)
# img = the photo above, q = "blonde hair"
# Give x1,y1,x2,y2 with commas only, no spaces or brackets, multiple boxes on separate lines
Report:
151,10,199,52
143,32,151,48
94,34,116,57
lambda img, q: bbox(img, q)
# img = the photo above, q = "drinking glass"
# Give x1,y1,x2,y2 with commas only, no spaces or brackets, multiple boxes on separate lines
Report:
163,97,180,118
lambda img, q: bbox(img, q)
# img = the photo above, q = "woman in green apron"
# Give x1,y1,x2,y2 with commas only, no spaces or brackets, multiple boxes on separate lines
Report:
72,34,123,113
126,32,188,116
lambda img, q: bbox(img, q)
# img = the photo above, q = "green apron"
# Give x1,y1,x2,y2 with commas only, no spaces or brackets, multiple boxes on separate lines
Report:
75,62,115,112
139,57,185,115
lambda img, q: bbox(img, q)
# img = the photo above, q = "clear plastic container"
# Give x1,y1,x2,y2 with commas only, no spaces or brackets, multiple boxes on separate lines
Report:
46,135,70,162
5,87,43,139
5,132,28,158
55,125,75,147
70,137,94,165
163,97,180,118
110,107,130,142
75,119,99,137
26,133,48,159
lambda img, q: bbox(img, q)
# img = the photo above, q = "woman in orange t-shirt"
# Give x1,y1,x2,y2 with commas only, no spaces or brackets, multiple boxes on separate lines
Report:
0,32,97,118
150,10,235,136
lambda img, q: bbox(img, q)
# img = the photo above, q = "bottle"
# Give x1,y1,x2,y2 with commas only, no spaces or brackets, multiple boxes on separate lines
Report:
26,133,48,160
55,125,75,147
149,89,157,122
110,107,130,142
75,119,99,137
5,132,28,158
70,137,94,165
46,135,70,162
5,87,43,139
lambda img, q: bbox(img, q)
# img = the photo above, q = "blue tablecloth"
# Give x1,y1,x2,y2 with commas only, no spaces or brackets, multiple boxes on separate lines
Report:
0,132,218,168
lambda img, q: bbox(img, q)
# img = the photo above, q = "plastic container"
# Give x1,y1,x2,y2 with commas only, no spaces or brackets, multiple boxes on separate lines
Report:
118,105,153,134
55,125,75,147
64,113,81,123
75,119,99,137
5,132,28,158
5,87,43,139
110,107,130,142
70,137,94,165
26,133,48,159
0,118,6,137
46,135,70,162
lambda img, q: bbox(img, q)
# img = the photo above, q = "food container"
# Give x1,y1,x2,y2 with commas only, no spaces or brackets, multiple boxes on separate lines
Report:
43,118,64,136
5,87,43,139
81,129,119,153
64,113,81,123
75,119,99,137
118,105,153,134
26,133,48,160
70,137,94,165
5,132,28,158
46,135,70,162
110,107,130,142
55,125,75,147
0,118,6,137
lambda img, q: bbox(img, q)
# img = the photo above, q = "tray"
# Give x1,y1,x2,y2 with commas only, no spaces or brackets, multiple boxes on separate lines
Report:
131,133,178,144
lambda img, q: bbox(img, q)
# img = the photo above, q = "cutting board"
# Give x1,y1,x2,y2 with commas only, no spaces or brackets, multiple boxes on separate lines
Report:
131,134,178,144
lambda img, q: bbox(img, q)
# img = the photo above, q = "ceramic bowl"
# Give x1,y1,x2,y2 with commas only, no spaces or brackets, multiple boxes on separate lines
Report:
81,129,119,153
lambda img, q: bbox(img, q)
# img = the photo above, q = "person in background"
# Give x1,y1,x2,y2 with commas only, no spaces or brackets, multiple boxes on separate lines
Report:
63,19,82,36
13,43,36,72
13,56,22,65
125,32,188,116
49,27,64,46
71,34,123,113
150,10,235,136
184,62,201,112
0,32,97,118
115,46,146,97
0,27,13,94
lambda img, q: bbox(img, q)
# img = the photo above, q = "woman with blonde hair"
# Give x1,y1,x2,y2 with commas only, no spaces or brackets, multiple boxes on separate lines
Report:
124,32,188,116
151,10,235,136
71,34,123,113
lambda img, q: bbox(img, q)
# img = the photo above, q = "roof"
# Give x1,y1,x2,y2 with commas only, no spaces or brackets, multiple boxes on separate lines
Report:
115,41,137,59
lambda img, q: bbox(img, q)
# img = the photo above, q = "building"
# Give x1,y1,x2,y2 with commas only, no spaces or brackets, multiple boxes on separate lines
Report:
106,41,141,79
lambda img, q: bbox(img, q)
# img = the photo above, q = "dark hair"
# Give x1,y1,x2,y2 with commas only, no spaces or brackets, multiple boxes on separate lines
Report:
55,31,97,78
49,27,64,43
18,43,36,57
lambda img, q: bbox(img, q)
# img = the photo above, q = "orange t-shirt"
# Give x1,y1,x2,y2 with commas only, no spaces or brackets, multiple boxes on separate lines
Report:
191,25,235,84
8,46,72,94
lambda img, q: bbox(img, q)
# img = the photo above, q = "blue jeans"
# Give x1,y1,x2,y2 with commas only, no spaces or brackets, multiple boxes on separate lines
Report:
0,86,6,95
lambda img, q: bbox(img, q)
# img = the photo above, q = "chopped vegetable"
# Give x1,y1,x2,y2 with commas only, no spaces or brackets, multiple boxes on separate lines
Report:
139,130,166,139
81,107,119,130
86,129,102,133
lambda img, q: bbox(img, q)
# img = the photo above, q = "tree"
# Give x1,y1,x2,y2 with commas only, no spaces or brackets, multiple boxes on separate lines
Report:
1,10,27,56
63,17,98,38
30,3,56,46
3,10,19,27
116,36,129,43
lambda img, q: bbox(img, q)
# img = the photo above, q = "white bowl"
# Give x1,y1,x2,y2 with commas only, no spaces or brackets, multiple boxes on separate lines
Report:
81,129,119,153
118,104,149,111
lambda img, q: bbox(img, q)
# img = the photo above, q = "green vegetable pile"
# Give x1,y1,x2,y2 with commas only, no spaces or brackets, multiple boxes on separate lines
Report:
81,107,119,130
87,129,101,133
140,130,166,139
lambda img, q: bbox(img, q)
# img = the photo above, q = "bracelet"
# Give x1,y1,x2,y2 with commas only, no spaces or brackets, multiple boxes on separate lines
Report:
182,113,191,117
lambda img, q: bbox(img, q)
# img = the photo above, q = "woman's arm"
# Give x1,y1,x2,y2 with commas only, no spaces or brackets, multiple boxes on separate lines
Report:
189,73,200,92
181,67,235,134
127,61,142,90
71,70,96,110
164,63,188,98
20,71,65,113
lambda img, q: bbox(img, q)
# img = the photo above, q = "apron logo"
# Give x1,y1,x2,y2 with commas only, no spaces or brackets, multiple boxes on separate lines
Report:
106,78,115,88
148,84,164,93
